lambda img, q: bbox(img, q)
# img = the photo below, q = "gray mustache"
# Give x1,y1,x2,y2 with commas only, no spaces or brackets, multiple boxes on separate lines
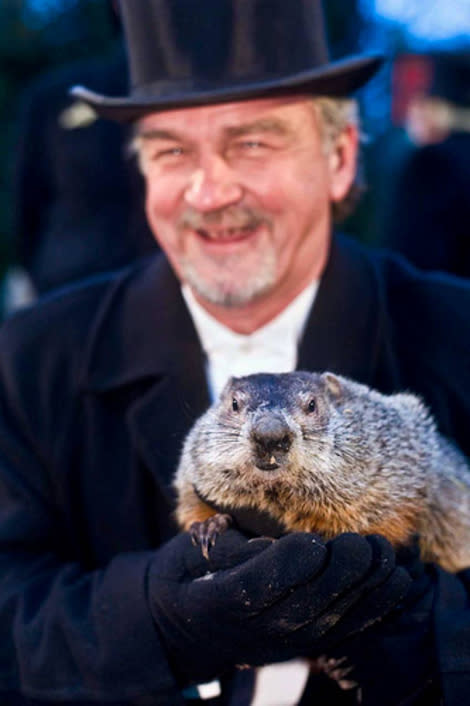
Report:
179,206,267,230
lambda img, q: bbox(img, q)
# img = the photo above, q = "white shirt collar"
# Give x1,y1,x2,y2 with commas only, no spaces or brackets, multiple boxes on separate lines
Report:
182,282,318,399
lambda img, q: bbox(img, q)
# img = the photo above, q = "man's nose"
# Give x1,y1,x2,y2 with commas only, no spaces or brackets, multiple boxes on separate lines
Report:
183,156,243,212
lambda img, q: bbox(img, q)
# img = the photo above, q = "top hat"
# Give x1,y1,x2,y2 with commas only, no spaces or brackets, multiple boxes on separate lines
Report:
71,0,383,122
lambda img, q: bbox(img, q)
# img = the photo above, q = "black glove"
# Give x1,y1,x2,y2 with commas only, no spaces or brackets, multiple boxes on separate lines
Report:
328,542,439,706
146,529,410,687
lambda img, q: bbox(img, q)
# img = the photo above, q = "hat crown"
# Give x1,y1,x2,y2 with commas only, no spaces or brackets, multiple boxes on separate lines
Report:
119,0,329,94
72,1,382,121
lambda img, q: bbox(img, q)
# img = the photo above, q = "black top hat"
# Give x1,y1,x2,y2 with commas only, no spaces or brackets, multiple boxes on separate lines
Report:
71,0,383,122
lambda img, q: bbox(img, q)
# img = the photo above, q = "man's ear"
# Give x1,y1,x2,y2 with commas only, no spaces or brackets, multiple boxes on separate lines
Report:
327,125,359,203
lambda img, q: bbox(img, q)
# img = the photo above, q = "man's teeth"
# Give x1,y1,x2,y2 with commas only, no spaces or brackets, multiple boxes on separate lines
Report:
197,226,254,240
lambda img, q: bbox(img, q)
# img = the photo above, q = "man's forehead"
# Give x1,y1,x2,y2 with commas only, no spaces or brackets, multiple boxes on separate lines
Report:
136,93,316,136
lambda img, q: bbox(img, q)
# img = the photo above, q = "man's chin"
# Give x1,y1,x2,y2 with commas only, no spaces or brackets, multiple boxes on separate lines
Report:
180,252,278,308
191,285,264,308
185,274,275,309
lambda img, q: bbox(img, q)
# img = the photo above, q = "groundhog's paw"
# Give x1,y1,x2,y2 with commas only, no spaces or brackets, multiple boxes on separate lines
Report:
190,513,233,559
310,655,360,694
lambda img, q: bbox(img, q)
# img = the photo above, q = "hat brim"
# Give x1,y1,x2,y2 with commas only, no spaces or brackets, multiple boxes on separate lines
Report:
70,53,383,122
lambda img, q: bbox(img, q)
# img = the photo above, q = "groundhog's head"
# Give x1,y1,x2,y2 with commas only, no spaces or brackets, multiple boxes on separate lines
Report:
213,371,344,472
176,370,431,538
177,371,363,527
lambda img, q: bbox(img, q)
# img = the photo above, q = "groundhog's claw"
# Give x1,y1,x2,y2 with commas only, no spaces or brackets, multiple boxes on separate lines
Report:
190,513,233,559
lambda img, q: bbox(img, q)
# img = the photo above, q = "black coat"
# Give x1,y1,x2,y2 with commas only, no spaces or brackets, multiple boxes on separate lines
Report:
0,234,470,705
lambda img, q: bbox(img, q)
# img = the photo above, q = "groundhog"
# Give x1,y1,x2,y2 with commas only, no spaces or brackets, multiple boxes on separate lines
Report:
174,371,470,573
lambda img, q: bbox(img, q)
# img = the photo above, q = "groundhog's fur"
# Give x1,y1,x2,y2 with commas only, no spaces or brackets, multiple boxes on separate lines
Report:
174,371,470,573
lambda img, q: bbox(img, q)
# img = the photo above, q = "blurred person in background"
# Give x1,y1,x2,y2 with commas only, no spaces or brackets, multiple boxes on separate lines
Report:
383,51,470,276
7,0,157,308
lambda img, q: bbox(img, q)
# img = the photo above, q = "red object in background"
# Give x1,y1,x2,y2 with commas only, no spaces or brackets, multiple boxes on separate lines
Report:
391,54,434,125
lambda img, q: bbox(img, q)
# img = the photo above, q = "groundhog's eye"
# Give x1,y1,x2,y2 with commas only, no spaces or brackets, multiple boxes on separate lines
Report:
232,398,239,412
307,398,316,413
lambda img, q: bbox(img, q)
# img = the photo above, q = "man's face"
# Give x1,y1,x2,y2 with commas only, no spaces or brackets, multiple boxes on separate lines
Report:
137,95,355,314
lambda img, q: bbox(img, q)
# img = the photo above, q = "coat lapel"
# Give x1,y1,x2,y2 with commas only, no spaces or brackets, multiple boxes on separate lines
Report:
298,235,402,391
126,357,210,504
81,255,210,502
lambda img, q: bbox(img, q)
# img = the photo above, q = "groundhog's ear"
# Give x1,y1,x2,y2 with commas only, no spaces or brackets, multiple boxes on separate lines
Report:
322,372,343,399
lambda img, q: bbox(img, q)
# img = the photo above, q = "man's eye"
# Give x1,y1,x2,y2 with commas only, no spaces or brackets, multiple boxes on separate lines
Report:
159,147,185,157
146,146,185,162
241,140,263,150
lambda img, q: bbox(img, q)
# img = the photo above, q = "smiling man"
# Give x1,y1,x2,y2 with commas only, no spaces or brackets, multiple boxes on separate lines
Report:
1,1,470,705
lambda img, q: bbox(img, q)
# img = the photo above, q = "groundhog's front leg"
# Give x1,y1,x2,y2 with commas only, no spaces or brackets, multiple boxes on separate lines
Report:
175,482,233,559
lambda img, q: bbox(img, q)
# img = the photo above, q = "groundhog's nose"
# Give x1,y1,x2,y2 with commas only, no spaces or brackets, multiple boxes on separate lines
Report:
250,415,293,470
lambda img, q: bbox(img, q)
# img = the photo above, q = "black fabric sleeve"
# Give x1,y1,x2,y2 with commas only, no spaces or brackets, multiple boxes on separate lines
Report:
0,337,184,704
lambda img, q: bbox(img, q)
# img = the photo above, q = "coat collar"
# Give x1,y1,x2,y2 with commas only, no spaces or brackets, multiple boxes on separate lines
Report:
81,254,204,391
81,234,389,393
298,234,387,386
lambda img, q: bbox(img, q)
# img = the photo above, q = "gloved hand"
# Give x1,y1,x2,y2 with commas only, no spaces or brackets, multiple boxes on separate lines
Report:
328,542,439,706
146,529,410,687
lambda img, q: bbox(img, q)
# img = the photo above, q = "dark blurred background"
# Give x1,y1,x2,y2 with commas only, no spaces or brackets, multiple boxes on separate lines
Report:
0,0,118,279
0,0,469,313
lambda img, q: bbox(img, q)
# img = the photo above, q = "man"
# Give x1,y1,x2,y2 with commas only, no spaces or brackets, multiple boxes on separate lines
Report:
0,1,469,704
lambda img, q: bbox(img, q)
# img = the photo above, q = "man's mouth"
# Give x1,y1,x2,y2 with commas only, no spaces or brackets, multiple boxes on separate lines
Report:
194,223,260,242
